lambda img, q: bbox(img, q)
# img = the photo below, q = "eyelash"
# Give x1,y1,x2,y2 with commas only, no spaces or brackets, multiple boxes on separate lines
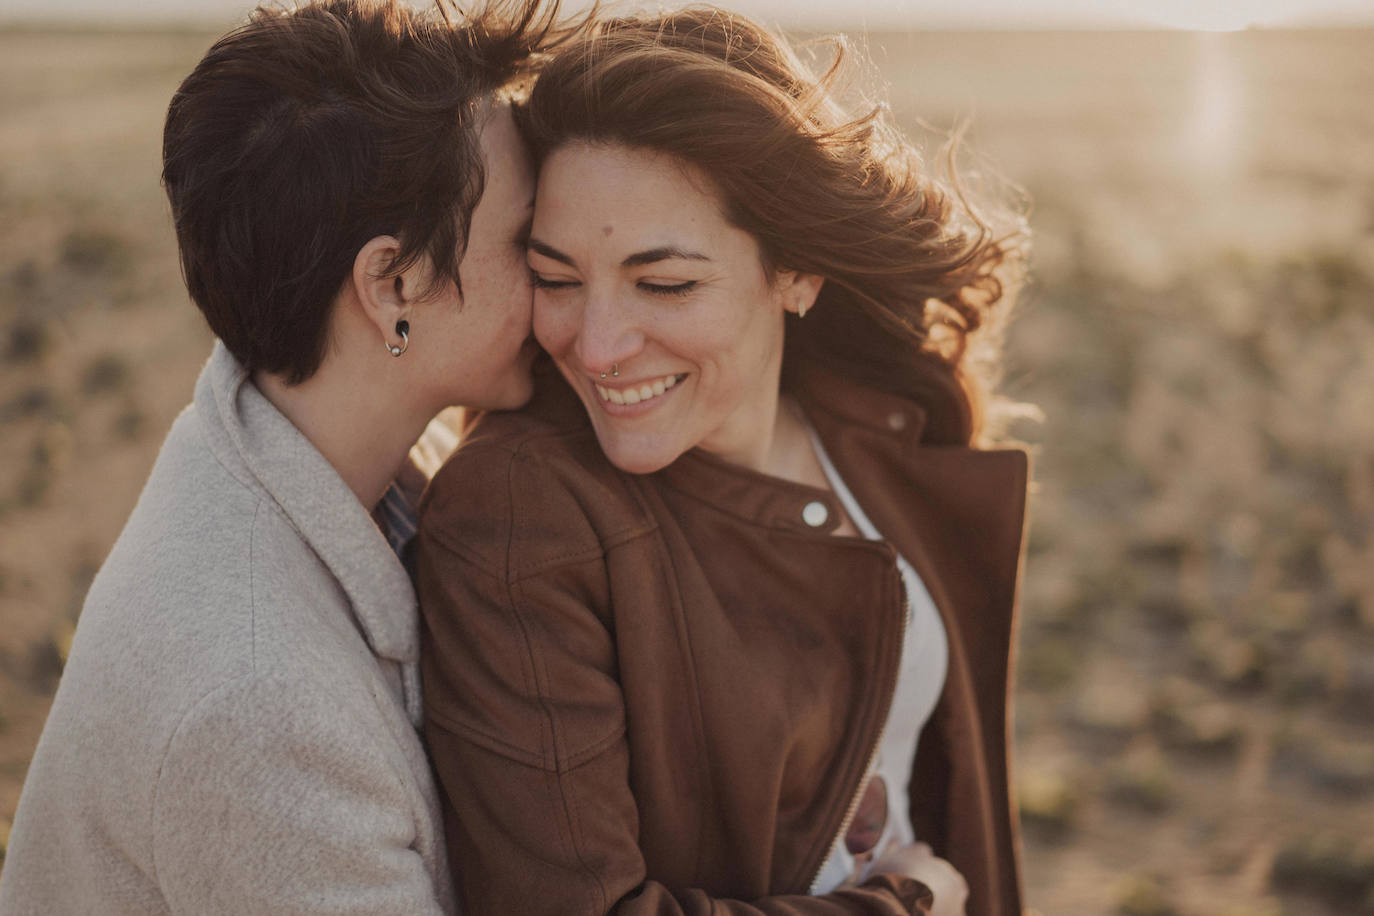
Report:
530,274,576,291
529,273,698,298
639,280,696,297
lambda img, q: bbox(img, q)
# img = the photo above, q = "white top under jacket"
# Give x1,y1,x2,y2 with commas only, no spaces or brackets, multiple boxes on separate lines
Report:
808,423,950,894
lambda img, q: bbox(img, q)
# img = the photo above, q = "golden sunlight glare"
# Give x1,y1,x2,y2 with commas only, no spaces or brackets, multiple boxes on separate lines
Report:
1181,32,1244,177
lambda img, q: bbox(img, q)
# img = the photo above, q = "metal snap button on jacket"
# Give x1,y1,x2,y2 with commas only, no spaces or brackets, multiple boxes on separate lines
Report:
802,500,829,527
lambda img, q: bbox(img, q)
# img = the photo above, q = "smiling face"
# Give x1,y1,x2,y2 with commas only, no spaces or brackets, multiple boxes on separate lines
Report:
528,142,809,475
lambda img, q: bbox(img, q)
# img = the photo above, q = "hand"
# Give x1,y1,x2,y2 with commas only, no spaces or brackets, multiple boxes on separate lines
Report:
870,842,968,916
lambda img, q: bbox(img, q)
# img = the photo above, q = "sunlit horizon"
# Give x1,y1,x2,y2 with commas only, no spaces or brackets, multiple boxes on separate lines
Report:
2,0,1373,29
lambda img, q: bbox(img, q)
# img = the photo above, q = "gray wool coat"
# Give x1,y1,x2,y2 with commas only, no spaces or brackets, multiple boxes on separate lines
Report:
0,343,454,915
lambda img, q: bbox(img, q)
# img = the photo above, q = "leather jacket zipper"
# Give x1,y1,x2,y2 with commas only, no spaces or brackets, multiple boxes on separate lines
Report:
807,558,910,894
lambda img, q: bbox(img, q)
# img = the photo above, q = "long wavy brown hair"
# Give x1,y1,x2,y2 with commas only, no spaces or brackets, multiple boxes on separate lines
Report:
518,6,1029,445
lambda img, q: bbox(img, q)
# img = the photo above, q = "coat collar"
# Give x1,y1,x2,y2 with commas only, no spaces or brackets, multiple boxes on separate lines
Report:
655,360,1029,706
193,342,419,664
791,364,932,450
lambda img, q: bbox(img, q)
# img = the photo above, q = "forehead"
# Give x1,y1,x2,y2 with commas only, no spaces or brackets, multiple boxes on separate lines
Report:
534,142,729,237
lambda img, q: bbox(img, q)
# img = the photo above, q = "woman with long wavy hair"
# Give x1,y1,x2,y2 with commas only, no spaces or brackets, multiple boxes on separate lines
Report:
415,8,1030,914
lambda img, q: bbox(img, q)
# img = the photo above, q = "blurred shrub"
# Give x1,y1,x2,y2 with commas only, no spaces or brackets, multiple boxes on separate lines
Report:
1344,658,1374,724
1187,620,1270,691
1277,636,1352,705
1019,637,1080,691
113,403,145,441
14,424,73,509
59,228,131,277
1068,680,1150,745
9,259,39,294
4,317,49,364
1217,899,1283,916
0,385,55,423
1105,745,1175,814
1017,768,1081,840
81,352,131,396
1272,728,1374,799
1111,874,1176,916
1149,678,1243,759
1271,833,1374,907
21,635,64,695
15,453,52,508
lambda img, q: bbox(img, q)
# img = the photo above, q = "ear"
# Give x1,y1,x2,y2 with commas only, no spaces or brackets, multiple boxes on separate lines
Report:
351,235,414,342
775,269,825,318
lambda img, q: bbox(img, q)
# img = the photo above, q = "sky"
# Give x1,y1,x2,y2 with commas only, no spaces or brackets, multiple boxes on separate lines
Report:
3,0,1373,29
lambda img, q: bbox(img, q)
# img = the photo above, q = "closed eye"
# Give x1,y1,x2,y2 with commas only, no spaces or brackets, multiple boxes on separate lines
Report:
530,271,579,291
638,280,697,297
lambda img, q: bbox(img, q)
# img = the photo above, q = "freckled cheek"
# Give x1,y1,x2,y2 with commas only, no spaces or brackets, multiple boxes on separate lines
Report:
699,334,765,401
532,300,577,356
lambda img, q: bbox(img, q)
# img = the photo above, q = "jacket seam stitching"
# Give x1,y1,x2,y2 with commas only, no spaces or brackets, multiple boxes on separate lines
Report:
561,765,609,912
421,527,503,580
507,523,658,582
423,523,658,582
560,720,627,771
501,449,613,905
424,706,550,769
423,711,628,775
626,477,717,884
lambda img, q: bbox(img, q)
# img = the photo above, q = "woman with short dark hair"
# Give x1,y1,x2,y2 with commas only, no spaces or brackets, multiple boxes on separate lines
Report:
416,7,1030,915
0,2,566,911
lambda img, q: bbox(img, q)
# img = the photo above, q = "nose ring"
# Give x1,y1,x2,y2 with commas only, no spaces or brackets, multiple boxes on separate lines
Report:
599,363,619,379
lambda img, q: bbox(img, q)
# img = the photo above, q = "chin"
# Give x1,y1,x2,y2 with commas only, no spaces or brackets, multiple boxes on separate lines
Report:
597,436,682,477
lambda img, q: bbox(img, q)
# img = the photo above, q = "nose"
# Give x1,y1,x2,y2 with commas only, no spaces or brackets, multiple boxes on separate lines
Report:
576,288,644,378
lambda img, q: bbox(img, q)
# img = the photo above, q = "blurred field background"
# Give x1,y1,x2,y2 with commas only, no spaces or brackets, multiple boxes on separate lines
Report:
1,11,1373,915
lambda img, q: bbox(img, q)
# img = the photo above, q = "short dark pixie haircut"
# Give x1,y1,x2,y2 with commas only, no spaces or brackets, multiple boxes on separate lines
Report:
163,0,564,384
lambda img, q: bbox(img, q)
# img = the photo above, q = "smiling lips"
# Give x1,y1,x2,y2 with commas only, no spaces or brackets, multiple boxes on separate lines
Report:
594,373,686,407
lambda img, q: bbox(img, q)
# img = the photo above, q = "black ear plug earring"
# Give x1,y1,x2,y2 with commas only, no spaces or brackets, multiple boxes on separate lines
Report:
387,320,409,357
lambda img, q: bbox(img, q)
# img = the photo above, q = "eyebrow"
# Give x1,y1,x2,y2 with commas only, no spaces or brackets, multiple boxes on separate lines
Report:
622,246,711,268
528,238,574,265
528,238,712,269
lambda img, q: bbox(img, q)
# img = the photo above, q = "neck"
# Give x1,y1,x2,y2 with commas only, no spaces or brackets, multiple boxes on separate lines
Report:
254,360,433,512
761,395,829,488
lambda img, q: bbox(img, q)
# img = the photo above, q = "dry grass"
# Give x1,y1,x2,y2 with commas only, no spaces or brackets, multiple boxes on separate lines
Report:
1,23,1372,913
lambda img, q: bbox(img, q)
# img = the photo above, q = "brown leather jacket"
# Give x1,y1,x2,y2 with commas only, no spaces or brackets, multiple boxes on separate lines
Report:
415,368,1029,916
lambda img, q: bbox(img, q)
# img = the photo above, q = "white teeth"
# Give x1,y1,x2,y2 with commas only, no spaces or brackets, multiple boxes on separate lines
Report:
595,373,685,407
